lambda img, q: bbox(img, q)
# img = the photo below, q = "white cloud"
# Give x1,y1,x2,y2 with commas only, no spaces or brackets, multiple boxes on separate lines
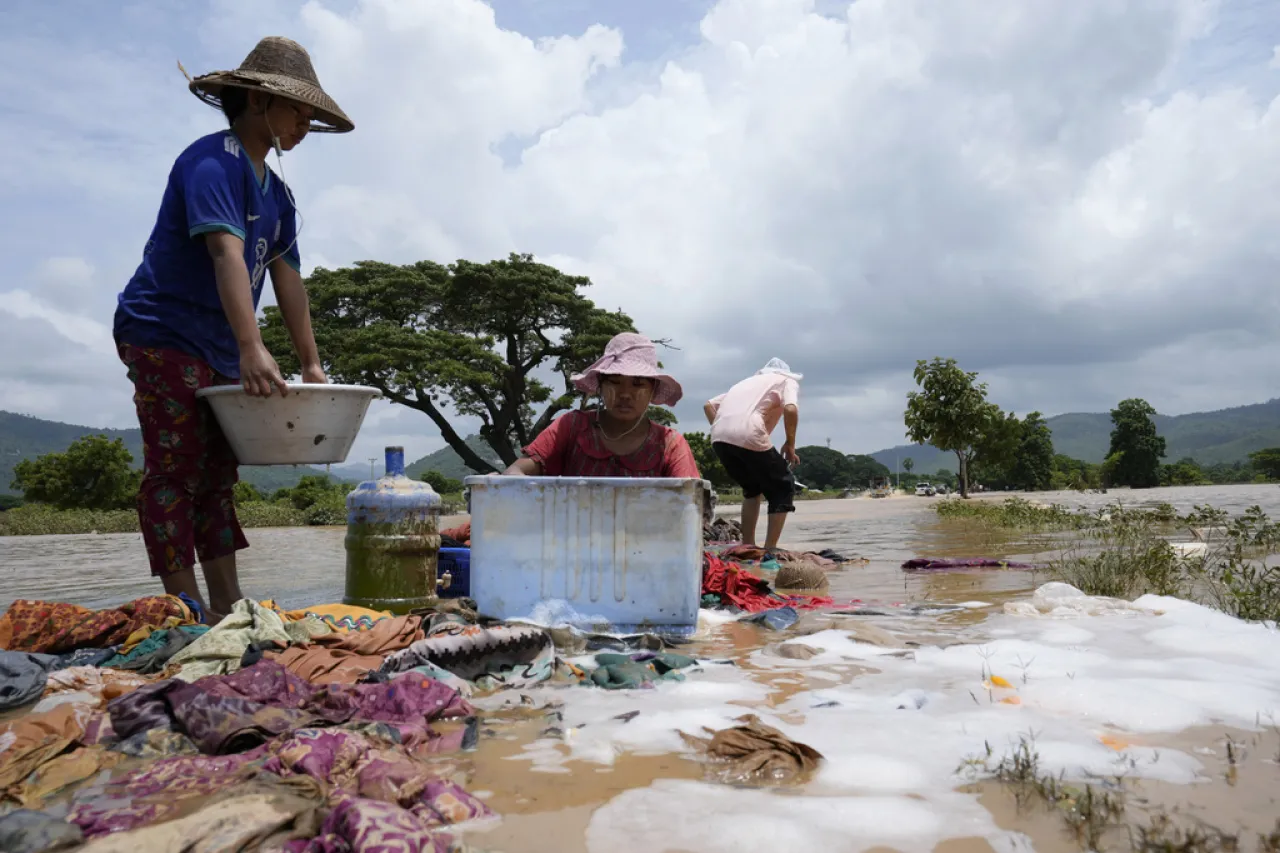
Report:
2,0,1279,463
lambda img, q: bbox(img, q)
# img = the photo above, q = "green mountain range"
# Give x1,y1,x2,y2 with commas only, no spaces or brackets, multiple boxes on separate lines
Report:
868,399,1280,474
0,411,361,497
0,410,498,497
406,435,501,482
5,397,1276,497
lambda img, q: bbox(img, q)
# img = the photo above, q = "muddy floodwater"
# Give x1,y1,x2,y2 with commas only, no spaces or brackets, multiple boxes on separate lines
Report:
3,483,1280,852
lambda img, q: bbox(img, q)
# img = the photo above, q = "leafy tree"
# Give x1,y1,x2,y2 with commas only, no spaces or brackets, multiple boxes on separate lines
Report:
1201,460,1254,485
1249,448,1280,481
794,446,857,490
683,432,733,489
847,454,892,485
1050,454,1099,491
902,457,914,474
1009,411,1055,491
11,435,140,510
261,253,640,474
274,475,348,511
969,411,1024,491
419,470,464,494
844,450,896,484
233,482,264,505
1107,399,1166,488
904,359,1013,497
0,494,24,511
1161,457,1205,486
1101,451,1124,488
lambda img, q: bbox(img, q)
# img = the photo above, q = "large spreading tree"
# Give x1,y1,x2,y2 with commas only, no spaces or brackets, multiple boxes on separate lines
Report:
903,357,1017,497
1107,398,1166,488
261,254,647,474
793,446,855,490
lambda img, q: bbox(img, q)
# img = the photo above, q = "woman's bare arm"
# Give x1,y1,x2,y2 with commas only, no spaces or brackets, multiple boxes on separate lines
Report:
503,458,542,476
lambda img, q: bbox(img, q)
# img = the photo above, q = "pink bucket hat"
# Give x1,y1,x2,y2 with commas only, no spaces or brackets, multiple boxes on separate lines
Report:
571,333,684,406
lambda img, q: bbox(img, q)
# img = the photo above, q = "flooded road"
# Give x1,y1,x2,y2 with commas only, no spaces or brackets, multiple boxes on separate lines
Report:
3,484,1277,613
3,483,1279,852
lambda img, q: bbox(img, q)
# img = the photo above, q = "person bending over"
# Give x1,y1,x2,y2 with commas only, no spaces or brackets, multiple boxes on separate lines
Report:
704,358,802,554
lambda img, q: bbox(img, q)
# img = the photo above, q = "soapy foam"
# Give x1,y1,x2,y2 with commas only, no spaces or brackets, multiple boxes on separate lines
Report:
501,584,1280,852
585,780,1015,853
517,599,613,628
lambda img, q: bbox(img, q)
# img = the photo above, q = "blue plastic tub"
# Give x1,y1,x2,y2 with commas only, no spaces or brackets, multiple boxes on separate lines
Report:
438,547,471,598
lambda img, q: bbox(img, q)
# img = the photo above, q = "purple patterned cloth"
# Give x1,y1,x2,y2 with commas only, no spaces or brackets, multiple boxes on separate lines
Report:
107,661,473,754
283,795,451,853
70,748,269,836
70,728,491,842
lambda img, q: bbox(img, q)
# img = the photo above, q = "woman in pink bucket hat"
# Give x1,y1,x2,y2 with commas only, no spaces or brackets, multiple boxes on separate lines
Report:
504,333,702,478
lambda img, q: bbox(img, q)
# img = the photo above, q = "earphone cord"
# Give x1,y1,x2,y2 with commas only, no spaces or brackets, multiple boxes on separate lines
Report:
263,114,303,270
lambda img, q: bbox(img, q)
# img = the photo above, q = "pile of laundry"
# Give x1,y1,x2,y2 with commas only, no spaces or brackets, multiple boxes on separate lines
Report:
0,591,719,853
700,539,863,603
700,553,842,614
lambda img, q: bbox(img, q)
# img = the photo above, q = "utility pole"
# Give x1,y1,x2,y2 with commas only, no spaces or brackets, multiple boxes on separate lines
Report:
896,453,900,489
368,457,377,481
826,437,831,448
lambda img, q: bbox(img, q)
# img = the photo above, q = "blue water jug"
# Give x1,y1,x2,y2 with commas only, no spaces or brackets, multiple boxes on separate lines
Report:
343,446,443,614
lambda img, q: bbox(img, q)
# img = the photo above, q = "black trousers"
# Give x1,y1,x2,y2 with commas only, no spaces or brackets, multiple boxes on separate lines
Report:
713,442,796,515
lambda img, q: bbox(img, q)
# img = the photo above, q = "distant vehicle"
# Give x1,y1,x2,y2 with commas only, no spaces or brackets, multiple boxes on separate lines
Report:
870,476,893,498
915,483,936,497
935,484,949,495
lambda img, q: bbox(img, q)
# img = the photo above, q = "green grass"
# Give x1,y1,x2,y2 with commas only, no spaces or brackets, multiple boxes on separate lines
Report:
0,491,469,537
960,733,1280,853
936,496,1180,531
939,498,1280,622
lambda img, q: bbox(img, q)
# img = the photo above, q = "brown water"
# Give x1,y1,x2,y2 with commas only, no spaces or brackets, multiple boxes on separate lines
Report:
4,484,1277,612
4,483,1280,852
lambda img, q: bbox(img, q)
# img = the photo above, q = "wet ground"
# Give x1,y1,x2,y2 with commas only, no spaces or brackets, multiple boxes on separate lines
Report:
3,483,1280,852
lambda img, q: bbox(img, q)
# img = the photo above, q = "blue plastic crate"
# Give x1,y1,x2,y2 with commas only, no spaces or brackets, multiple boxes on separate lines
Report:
438,547,471,598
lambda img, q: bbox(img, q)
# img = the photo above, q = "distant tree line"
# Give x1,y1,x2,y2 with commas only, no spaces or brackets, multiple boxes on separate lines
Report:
6,392,1280,514
6,435,465,516
902,357,1277,496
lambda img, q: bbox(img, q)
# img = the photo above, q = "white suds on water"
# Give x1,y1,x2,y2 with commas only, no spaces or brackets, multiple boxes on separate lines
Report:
487,584,1280,853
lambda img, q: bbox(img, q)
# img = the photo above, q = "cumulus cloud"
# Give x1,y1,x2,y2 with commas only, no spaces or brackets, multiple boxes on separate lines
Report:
1,0,1277,463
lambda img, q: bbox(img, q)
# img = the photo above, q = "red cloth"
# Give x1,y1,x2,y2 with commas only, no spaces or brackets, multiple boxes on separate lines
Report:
441,522,471,546
524,410,700,478
701,554,834,613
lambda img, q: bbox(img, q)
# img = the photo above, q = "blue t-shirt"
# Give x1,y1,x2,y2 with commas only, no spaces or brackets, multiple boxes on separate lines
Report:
114,131,300,378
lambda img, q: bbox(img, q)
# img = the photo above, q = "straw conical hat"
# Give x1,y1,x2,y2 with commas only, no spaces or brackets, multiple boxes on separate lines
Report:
188,36,353,133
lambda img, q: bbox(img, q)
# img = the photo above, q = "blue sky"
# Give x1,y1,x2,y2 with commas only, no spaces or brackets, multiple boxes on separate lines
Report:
2,0,1278,465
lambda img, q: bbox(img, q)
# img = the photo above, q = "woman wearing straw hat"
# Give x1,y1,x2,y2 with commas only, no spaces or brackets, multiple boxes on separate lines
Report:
112,37,352,622
504,333,702,478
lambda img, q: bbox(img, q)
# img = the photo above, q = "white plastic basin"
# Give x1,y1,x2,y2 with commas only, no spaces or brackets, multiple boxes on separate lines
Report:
195,383,381,466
